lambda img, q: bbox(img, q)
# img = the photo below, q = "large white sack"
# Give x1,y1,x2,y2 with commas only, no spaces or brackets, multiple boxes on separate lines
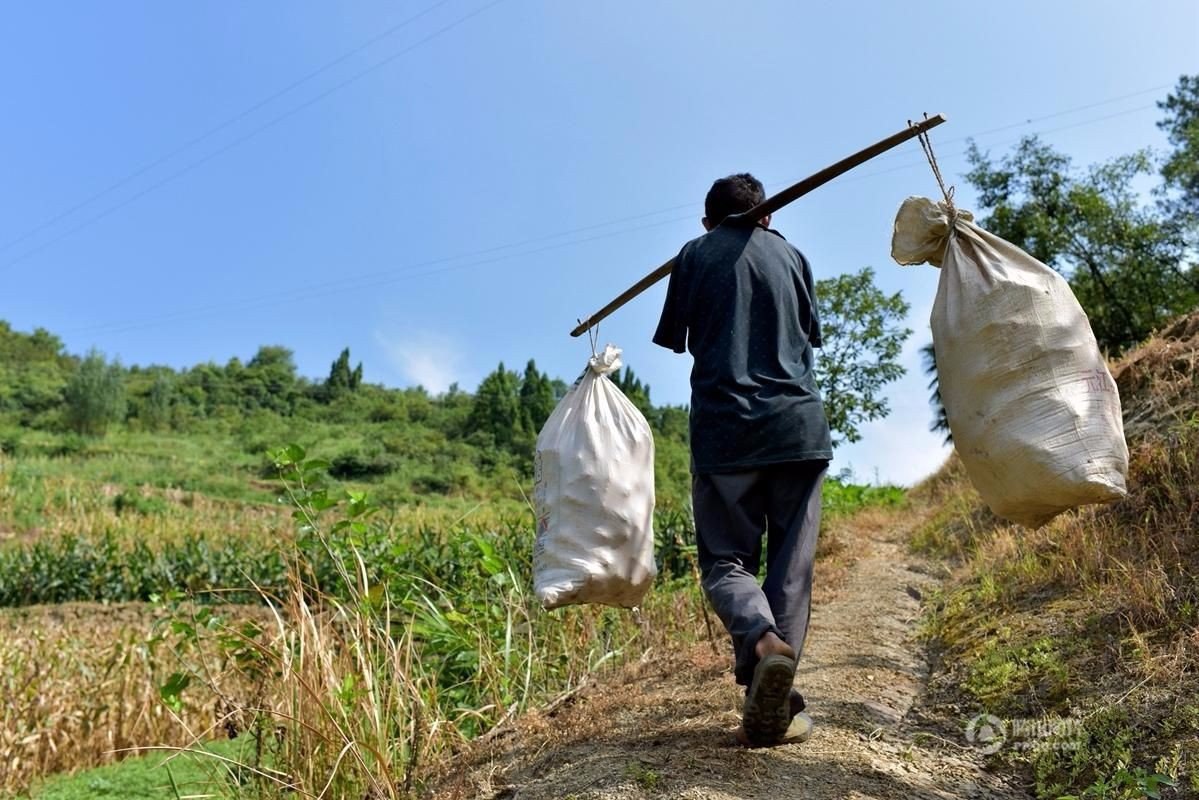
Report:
892,196,1128,528
532,344,656,609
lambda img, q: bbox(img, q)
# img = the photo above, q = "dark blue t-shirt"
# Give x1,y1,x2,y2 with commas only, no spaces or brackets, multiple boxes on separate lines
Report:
653,221,832,473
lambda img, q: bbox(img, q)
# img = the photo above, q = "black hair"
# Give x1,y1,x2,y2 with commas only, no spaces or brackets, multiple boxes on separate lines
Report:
704,173,765,227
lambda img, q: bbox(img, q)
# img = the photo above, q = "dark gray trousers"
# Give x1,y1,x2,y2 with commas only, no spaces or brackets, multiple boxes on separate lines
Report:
692,460,827,686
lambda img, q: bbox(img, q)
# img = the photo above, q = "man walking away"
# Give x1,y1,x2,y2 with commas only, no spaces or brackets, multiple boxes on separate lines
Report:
652,173,832,747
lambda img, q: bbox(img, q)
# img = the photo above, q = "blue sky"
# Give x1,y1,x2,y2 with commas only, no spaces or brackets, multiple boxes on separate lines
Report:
2,1,1196,484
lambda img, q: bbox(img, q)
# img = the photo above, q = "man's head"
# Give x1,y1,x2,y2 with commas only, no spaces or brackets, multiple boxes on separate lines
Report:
703,173,769,231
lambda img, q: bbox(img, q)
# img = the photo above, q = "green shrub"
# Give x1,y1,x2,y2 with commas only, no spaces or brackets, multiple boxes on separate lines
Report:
327,449,397,480
112,490,169,516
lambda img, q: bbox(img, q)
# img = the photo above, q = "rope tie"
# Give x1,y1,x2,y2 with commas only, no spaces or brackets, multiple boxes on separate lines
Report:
584,319,600,360
910,113,957,226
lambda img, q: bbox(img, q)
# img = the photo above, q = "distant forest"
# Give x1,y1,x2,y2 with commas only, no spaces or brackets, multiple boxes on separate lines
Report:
0,321,695,506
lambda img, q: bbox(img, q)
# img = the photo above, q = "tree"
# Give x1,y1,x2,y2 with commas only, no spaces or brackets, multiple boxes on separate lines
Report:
965,135,1198,353
1158,74,1199,223
0,323,70,425
325,347,364,399
920,342,951,444
518,359,556,435
63,350,126,436
241,346,299,413
814,267,911,445
142,372,174,432
613,366,652,418
468,362,523,449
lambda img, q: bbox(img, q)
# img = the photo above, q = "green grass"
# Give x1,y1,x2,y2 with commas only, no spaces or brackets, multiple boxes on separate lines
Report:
29,740,245,800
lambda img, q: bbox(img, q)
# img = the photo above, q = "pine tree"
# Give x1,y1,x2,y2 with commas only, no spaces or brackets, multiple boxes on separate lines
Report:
518,359,556,434
325,347,364,398
468,362,523,448
613,366,652,417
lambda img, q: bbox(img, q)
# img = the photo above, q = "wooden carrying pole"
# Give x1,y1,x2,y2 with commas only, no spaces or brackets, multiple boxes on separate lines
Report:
570,113,947,337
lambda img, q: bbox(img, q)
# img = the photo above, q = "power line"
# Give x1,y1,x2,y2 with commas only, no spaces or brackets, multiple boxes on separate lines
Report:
826,104,1160,188
844,86,1170,169
66,212,700,335
66,205,700,335
0,0,508,272
0,0,454,257
962,85,1168,138
61,101,1168,337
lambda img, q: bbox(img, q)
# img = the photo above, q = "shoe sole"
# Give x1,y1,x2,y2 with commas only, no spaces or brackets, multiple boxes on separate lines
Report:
742,653,797,746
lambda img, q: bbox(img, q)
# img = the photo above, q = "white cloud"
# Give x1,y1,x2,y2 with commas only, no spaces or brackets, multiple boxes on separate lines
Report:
374,330,462,394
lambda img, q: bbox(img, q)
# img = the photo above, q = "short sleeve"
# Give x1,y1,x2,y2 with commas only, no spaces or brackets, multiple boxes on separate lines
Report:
652,249,689,354
800,250,823,349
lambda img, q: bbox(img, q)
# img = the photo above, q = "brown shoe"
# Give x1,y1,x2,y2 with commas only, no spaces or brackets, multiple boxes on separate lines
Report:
741,653,797,746
735,691,811,747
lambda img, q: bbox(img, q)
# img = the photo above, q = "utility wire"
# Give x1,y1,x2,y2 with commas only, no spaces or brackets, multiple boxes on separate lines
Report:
845,86,1169,169
66,205,699,335
1,54,1169,272
0,34,1164,274
0,0,507,272
827,104,1159,187
66,212,699,335
0,0,454,257
61,101,1167,336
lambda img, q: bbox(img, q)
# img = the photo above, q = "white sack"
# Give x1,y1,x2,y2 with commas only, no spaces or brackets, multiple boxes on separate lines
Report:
892,196,1128,528
533,344,656,609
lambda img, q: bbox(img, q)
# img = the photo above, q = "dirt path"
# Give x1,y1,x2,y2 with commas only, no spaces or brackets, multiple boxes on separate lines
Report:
432,517,1031,800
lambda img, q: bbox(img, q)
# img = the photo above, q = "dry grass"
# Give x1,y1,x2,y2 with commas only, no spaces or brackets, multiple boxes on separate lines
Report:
0,468,287,549
148,558,715,799
0,603,262,796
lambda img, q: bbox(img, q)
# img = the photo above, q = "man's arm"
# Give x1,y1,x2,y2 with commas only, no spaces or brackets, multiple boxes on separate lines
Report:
652,247,689,354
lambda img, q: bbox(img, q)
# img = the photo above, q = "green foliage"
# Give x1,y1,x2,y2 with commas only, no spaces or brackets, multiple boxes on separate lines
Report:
613,365,652,418
920,342,952,444
468,362,524,450
814,266,912,445
1158,74,1199,224
965,135,1198,353
0,319,694,504
112,490,169,516
29,740,247,800
241,345,300,414
0,530,293,606
963,634,1070,716
624,761,662,791
62,350,126,436
0,323,70,427
821,478,906,517
324,346,363,398
140,372,174,432
327,444,397,480
519,358,556,434
1063,768,1177,800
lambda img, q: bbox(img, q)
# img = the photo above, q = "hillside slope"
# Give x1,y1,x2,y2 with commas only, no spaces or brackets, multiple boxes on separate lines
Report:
912,309,1199,799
